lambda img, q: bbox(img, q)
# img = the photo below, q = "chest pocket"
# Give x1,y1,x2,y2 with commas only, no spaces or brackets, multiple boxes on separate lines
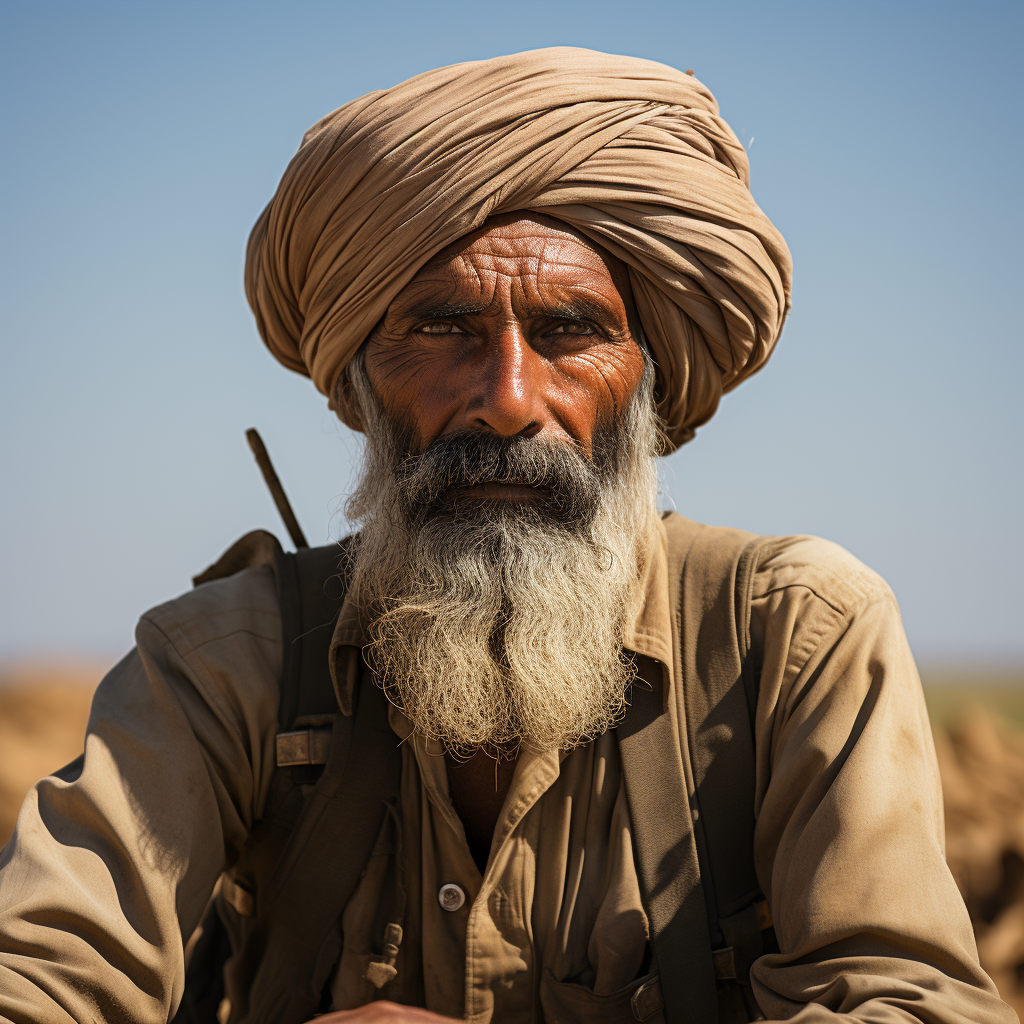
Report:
540,970,665,1024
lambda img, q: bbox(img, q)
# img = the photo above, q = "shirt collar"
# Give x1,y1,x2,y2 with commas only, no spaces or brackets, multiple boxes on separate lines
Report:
328,579,369,716
621,514,674,671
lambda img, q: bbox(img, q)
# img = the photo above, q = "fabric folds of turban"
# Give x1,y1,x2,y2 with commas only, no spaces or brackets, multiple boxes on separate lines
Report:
245,47,792,449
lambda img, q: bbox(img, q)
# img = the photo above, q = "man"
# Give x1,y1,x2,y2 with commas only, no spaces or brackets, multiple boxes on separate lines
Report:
0,47,1014,1024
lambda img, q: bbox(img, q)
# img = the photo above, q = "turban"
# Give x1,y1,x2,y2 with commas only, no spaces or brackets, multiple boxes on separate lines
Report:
245,47,792,450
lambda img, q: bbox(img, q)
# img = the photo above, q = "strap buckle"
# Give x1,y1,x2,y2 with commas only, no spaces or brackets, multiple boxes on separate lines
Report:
276,715,336,766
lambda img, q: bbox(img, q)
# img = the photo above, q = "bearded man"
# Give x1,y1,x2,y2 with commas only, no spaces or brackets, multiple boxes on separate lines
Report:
0,48,1014,1024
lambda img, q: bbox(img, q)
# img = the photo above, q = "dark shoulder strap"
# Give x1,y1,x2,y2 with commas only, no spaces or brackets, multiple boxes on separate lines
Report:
185,531,401,1024
242,678,401,1024
276,539,354,730
193,529,353,736
240,535,401,1024
674,515,764,924
620,513,772,1023
619,515,717,1022
674,516,777,1016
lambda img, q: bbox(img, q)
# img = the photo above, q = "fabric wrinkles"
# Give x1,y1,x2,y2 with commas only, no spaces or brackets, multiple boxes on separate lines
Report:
0,521,1015,1023
244,48,792,449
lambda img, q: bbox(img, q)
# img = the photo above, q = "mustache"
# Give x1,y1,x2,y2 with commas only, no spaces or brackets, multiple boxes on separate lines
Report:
394,430,605,526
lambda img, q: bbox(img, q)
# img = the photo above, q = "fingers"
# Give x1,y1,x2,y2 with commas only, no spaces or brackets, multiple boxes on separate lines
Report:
308,1001,461,1024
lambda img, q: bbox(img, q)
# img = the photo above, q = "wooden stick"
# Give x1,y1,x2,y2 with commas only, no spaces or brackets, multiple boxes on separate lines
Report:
245,428,309,550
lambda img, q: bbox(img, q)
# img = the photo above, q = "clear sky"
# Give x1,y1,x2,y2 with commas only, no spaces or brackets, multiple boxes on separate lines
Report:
1,0,1021,668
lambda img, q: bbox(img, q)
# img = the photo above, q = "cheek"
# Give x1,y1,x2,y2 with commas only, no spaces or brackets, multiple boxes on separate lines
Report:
564,341,645,425
364,341,463,431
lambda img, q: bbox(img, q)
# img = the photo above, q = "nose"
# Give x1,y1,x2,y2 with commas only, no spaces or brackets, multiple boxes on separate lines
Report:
466,326,547,438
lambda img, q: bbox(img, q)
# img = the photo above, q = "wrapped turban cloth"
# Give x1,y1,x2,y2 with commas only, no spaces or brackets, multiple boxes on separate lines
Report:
245,47,792,450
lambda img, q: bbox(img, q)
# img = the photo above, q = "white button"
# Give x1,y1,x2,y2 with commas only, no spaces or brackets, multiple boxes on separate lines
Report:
438,883,466,912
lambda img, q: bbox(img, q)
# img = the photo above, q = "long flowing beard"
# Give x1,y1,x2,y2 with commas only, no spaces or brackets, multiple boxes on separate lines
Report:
344,353,661,753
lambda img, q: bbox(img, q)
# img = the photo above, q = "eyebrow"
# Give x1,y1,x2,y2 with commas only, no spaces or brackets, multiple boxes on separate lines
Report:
537,298,621,327
402,296,623,329
403,298,491,320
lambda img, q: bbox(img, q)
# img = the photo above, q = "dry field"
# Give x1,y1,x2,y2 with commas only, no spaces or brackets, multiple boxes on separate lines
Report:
2,663,1024,1013
0,662,106,845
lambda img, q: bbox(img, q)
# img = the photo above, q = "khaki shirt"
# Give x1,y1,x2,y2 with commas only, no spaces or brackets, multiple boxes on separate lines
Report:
0,518,1014,1023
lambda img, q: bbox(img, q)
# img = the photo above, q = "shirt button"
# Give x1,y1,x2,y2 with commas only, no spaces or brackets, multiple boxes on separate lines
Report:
438,883,466,912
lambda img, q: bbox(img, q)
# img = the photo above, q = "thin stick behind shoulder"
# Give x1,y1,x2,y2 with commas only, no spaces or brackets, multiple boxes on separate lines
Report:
246,428,309,550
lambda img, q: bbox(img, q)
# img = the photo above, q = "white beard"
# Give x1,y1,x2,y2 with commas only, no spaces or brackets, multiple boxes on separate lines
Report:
343,352,661,753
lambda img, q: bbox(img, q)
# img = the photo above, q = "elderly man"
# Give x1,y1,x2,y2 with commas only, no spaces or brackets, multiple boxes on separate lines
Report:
0,48,1014,1024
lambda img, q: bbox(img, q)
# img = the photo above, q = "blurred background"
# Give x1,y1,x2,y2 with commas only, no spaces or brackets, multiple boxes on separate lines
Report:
2,0,1023,1010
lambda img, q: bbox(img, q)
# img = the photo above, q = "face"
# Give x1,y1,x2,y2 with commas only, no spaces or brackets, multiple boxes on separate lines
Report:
363,214,645,502
348,215,660,752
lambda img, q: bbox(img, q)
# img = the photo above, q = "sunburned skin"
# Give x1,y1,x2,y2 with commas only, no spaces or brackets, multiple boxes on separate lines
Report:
363,212,646,505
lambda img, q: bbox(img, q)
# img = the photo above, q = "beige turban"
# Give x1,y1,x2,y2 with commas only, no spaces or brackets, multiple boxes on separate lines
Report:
245,47,792,450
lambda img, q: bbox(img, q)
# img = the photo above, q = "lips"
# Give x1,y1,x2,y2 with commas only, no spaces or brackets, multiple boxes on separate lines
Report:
397,430,601,528
452,481,551,501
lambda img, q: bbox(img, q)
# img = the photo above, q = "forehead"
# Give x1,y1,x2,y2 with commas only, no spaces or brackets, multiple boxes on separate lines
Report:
417,213,629,293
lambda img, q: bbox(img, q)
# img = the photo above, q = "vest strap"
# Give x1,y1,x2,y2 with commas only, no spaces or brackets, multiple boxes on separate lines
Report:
243,678,401,1024
619,653,719,1023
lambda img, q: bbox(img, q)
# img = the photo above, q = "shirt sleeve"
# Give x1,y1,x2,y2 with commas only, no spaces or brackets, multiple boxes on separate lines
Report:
0,566,282,1024
748,536,1016,1022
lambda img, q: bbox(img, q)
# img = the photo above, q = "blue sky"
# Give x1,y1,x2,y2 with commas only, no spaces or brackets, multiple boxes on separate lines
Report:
1,0,1021,667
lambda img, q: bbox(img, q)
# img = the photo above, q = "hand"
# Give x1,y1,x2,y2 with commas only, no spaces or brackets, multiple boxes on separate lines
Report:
309,1001,461,1024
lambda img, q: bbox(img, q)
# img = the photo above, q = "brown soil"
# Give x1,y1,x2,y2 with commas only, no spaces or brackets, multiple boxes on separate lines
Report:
2,668,1024,1012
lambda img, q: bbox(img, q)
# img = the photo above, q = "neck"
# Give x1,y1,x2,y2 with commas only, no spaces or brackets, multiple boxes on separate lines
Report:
445,746,520,874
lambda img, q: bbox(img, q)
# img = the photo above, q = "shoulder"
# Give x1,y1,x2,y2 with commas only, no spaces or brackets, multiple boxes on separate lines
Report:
140,562,281,660
663,512,895,620
129,533,286,731
128,558,284,770
749,534,895,621
744,536,909,709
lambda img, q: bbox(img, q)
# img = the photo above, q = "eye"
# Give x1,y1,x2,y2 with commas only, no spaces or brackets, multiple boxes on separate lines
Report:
417,321,465,335
550,322,596,336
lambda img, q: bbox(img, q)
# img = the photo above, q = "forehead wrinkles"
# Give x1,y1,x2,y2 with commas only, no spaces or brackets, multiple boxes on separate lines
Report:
449,233,608,277
438,242,617,309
